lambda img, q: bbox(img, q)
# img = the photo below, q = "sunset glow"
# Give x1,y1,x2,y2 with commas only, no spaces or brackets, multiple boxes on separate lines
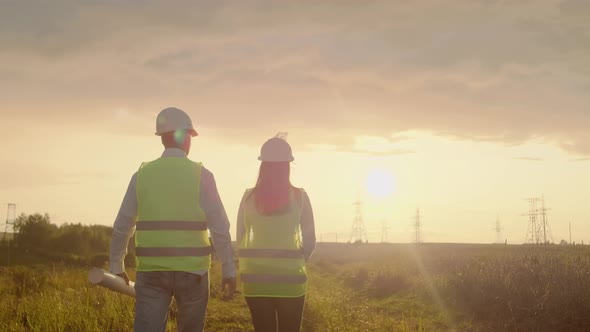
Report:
366,168,395,199
0,1,589,244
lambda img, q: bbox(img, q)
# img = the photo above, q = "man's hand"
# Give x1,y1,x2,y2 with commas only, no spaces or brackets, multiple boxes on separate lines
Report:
221,277,237,300
117,272,130,285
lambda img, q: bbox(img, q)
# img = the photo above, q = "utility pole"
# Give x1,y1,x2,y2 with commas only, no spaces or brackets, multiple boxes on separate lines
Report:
522,196,552,245
539,195,552,244
3,203,16,242
3,204,16,265
569,222,572,245
494,215,503,244
413,209,421,243
523,198,540,244
380,220,390,243
350,194,368,244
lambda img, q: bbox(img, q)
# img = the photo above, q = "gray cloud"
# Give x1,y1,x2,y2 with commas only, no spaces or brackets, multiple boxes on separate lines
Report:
1,0,589,155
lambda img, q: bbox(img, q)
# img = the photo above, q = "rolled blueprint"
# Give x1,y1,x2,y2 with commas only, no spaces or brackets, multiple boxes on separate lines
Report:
88,268,136,297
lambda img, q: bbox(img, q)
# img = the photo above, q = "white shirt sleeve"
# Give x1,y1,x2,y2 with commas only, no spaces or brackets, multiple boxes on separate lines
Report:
236,192,247,247
300,190,317,262
109,173,138,274
200,167,236,278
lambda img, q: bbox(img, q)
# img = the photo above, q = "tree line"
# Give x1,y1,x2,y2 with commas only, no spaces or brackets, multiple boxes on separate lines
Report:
1,213,135,267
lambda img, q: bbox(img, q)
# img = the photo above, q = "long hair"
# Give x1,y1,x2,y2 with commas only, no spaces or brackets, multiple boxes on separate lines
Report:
253,161,294,215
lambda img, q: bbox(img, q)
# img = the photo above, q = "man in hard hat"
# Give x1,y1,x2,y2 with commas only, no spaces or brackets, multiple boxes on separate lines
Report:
109,107,236,332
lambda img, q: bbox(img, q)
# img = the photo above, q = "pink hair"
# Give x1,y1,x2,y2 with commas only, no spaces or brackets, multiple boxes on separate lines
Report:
252,162,295,215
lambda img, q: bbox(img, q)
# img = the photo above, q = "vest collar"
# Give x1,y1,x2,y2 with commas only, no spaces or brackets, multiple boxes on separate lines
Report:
161,148,187,158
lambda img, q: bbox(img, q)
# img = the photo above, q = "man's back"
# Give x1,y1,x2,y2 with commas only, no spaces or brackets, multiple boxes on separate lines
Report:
109,107,236,332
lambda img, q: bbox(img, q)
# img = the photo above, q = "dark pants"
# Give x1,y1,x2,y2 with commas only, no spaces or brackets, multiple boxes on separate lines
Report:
134,271,209,332
245,296,305,332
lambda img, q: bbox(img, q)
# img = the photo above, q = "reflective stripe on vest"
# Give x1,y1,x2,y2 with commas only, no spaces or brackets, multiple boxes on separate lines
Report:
135,158,211,272
241,274,307,284
136,220,208,231
238,248,303,259
135,247,212,257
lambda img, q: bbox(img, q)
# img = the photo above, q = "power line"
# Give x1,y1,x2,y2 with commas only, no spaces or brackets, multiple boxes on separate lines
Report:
349,194,368,244
2,203,16,241
522,196,552,244
380,220,391,243
523,197,539,244
539,195,552,244
413,208,421,243
493,215,503,244
2,203,16,266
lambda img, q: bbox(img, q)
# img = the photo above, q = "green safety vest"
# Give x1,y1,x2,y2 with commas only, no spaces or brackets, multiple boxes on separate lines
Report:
238,188,307,297
134,157,211,272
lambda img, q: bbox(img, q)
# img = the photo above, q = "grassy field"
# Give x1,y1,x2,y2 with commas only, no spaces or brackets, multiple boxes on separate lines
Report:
0,233,14,241
1,243,589,331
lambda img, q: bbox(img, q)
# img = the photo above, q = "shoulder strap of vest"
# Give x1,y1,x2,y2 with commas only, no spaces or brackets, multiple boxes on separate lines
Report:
243,188,255,202
296,188,305,221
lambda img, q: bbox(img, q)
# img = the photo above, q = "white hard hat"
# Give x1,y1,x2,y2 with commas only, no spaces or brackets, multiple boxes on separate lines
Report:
155,107,198,136
258,137,294,162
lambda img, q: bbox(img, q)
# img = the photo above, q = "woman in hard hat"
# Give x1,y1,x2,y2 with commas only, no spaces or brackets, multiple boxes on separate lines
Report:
236,136,316,332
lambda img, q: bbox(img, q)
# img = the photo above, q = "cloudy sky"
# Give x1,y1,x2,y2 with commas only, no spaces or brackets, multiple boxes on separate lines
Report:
1,0,589,244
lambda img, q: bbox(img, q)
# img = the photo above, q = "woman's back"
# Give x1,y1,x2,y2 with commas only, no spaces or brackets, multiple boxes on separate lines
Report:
241,187,304,250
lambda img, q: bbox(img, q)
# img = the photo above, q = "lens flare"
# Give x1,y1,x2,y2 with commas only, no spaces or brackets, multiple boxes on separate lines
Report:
174,130,186,145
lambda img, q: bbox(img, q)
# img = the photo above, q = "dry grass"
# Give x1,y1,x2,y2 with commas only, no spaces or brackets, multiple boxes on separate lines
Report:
1,243,589,331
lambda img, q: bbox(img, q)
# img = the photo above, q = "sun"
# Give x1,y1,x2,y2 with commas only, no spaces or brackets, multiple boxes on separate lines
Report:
366,168,395,198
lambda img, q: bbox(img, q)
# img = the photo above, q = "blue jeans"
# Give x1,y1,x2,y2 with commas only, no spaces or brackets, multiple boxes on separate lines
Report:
134,271,209,332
